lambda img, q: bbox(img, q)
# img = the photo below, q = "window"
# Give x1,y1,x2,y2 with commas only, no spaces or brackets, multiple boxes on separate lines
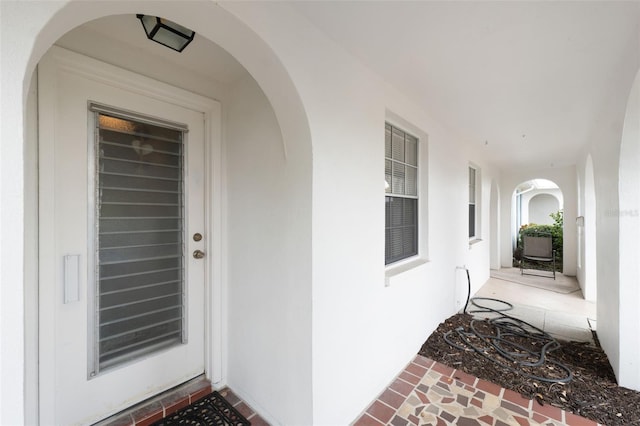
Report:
385,123,418,264
90,106,187,374
469,165,478,239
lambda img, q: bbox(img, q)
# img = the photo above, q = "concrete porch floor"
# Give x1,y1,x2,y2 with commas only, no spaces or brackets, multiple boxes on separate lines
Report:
475,269,596,345
352,269,599,426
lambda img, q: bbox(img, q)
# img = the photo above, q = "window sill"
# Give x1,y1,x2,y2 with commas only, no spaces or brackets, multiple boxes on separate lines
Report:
385,258,429,286
469,238,483,248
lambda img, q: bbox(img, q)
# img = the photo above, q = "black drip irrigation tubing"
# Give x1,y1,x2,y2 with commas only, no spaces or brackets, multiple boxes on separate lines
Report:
446,268,573,384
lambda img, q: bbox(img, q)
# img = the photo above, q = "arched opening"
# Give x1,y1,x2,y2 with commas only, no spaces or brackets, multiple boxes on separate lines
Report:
511,179,563,273
513,179,562,243
22,3,313,424
617,68,640,390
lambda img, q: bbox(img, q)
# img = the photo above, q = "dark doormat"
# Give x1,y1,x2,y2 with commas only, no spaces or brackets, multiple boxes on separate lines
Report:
153,391,251,426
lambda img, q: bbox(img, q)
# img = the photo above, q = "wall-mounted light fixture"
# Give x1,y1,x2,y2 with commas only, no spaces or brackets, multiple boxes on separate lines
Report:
136,14,195,52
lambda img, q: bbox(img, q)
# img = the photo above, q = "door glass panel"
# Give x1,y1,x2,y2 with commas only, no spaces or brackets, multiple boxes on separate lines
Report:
94,111,185,372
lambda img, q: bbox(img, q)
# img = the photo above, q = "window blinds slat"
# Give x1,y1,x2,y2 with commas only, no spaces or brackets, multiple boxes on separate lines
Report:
100,314,182,344
99,245,181,264
99,259,181,282
100,140,182,157
100,254,181,267
100,203,180,218
101,190,179,205
101,171,181,182
100,142,181,166
102,156,180,169
100,231,180,248
100,287,182,310
101,301,182,327
100,268,181,291
101,279,181,296
101,173,180,192
405,135,418,166
391,162,406,194
100,328,181,365
102,159,180,180
385,125,392,158
405,166,417,196
392,128,405,161
385,159,392,194
99,218,181,233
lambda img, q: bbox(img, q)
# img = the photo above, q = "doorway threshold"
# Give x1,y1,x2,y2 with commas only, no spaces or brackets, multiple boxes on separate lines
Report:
94,376,212,426
94,376,270,426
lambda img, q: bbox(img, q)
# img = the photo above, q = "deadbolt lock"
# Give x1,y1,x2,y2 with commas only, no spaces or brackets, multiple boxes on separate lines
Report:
193,233,203,242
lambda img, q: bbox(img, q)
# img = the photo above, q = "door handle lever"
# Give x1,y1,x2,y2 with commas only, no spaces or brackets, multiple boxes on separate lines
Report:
193,249,205,259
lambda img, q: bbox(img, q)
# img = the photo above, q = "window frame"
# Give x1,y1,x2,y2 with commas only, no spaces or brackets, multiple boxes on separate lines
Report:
385,122,420,266
468,164,481,241
88,105,189,377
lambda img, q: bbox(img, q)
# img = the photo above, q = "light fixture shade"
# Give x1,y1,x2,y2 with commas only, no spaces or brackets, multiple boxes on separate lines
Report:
136,14,195,52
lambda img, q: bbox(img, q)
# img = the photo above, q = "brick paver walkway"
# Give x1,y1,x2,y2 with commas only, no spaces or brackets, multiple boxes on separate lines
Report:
352,355,600,426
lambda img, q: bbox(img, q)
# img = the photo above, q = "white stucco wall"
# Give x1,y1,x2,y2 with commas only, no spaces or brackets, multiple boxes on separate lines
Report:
221,4,496,423
528,193,559,225
617,69,640,391
576,154,597,302
489,180,502,270
584,49,639,390
225,74,313,422
524,190,562,225
0,1,513,424
592,134,622,386
0,2,63,422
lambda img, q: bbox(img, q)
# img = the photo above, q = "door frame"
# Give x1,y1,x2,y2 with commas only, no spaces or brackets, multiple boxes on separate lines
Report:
36,46,225,422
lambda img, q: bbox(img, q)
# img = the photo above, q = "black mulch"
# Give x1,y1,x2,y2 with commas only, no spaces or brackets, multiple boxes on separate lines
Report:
153,391,251,426
419,313,640,426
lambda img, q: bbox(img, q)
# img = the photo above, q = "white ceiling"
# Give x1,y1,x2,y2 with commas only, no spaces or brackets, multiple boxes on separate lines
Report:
289,1,640,170
57,4,639,171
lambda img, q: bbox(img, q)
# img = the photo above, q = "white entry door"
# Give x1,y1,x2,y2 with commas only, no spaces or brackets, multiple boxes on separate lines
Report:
38,48,212,425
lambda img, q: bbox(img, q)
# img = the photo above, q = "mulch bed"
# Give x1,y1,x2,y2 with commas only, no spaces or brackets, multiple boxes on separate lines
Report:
419,313,640,425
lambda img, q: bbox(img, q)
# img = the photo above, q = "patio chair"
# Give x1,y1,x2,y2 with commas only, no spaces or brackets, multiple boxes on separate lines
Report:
520,233,556,279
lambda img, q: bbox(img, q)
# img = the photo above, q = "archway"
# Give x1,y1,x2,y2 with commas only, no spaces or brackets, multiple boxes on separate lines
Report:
617,68,640,390
513,179,563,245
20,2,313,424
511,179,563,274
499,170,578,278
